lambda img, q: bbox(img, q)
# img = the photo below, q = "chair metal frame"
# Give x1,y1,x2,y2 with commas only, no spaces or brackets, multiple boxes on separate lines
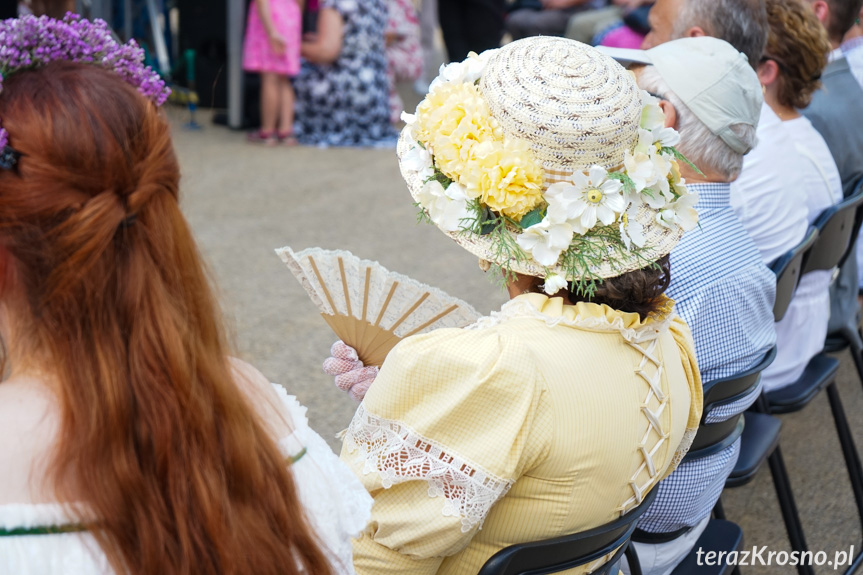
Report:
476,489,658,575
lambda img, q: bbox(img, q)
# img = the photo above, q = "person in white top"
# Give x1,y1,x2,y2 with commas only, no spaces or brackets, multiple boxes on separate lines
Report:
731,0,841,392
0,15,370,575
842,5,863,85
841,7,863,289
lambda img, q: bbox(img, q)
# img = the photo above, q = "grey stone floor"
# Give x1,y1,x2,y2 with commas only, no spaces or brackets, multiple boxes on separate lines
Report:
168,104,863,574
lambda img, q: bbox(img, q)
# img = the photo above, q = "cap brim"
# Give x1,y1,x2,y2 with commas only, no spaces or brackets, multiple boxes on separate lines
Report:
596,46,654,67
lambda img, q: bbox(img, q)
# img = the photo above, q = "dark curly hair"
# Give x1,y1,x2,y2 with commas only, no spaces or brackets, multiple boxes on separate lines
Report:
568,255,672,321
765,0,832,109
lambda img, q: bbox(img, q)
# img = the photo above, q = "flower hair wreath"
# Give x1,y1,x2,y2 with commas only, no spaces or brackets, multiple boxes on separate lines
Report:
0,14,170,169
401,50,699,296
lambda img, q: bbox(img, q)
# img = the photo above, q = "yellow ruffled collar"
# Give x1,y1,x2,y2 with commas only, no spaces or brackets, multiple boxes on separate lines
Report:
468,293,676,343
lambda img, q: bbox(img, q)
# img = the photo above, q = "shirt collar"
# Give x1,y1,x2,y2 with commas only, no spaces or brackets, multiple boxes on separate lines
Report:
687,182,731,212
829,47,845,63
843,36,863,54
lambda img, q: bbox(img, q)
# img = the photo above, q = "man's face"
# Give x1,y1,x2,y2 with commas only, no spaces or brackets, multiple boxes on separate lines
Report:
642,0,688,49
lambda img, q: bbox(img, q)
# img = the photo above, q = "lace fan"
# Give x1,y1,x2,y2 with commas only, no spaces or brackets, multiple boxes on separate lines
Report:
277,247,481,367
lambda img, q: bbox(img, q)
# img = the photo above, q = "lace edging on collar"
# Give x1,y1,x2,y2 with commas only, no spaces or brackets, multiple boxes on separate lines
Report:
466,297,677,344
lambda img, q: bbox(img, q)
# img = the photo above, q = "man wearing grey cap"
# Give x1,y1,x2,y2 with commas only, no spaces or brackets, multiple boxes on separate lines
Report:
601,37,777,574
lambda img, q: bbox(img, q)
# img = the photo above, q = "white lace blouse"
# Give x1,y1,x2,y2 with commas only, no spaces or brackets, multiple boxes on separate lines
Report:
0,386,372,575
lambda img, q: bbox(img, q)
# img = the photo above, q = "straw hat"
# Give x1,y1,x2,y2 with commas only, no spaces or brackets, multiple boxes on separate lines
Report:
398,37,698,293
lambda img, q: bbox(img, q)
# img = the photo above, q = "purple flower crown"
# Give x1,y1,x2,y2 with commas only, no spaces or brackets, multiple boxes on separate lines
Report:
0,13,170,165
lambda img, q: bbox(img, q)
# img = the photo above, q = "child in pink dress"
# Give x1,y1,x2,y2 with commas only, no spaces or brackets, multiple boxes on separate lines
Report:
243,0,303,145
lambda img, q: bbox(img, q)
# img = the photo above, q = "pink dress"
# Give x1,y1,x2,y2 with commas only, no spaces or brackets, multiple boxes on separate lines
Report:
243,0,301,76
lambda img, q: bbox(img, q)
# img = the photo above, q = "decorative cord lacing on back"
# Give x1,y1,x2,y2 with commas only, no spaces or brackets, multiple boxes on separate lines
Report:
618,338,669,514
344,404,513,533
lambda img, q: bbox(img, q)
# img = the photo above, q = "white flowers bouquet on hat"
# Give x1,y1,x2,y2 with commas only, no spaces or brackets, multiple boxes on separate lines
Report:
398,37,700,296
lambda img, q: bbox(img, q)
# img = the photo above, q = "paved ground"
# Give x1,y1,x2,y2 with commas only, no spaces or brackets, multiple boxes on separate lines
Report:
169,102,863,574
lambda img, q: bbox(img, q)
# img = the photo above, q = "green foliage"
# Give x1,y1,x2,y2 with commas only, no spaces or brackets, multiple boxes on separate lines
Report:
519,206,546,229
607,171,637,196
458,199,530,290
414,202,432,225
662,146,703,176
424,169,453,188
559,225,657,298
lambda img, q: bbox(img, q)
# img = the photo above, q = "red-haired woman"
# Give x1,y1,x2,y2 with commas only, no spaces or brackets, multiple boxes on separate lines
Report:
0,15,370,575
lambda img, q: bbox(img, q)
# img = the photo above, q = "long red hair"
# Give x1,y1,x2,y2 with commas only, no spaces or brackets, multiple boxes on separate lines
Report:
0,61,335,575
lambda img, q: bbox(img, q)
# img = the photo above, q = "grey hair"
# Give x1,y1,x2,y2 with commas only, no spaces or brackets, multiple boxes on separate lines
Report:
673,0,768,68
637,66,756,181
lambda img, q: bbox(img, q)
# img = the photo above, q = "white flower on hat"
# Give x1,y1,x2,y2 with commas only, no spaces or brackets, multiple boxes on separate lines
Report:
639,91,681,149
542,273,568,295
651,126,681,149
546,166,626,233
416,180,472,232
619,205,647,250
657,191,699,232
516,218,574,267
401,140,435,181
430,49,498,91
624,131,674,206
640,92,666,132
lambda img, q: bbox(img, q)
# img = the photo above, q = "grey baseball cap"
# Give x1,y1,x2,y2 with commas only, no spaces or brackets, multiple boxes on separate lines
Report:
599,37,762,154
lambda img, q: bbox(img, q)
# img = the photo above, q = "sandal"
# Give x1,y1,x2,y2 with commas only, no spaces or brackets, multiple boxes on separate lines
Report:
247,130,278,146
278,130,299,146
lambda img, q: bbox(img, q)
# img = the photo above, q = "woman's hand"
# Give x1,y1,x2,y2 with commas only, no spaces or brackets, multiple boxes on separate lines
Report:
268,31,287,55
323,341,378,402
300,8,344,64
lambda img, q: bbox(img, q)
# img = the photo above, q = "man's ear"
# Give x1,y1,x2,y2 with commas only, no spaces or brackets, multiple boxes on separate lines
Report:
686,25,707,38
658,99,678,129
811,0,830,26
757,59,779,87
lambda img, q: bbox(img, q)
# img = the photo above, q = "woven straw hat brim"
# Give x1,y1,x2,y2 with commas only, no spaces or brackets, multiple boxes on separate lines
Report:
397,129,683,280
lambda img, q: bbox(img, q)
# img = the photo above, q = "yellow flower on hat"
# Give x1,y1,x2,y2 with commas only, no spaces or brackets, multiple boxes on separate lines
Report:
416,82,498,185
415,81,544,221
460,137,544,220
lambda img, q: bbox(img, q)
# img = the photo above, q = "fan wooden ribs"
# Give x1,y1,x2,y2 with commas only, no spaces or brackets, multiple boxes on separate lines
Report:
277,247,481,368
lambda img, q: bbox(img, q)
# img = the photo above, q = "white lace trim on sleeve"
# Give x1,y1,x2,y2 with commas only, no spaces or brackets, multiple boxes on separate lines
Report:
344,404,513,533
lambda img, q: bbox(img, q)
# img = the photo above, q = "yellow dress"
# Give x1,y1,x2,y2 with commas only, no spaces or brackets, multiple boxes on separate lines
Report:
340,293,702,575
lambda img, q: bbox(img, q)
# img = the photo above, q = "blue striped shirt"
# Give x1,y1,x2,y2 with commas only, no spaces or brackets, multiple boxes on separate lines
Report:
638,182,777,533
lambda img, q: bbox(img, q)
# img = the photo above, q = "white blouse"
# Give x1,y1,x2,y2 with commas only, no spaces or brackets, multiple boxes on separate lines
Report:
731,106,842,392
0,386,372,575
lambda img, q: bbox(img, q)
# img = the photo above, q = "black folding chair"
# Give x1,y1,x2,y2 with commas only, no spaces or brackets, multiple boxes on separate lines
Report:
477,489,658,575
818,177,863,387
669,520,744,575
772,227,819,323
757,182,863,575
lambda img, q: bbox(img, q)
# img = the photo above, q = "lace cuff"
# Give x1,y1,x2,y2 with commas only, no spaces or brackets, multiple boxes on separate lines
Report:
344,404,513,533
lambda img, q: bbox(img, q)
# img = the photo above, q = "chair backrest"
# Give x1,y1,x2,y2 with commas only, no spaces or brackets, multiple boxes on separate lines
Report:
770,227,818,323
685,346,777,461
476,488,658,575
802,177,863,275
